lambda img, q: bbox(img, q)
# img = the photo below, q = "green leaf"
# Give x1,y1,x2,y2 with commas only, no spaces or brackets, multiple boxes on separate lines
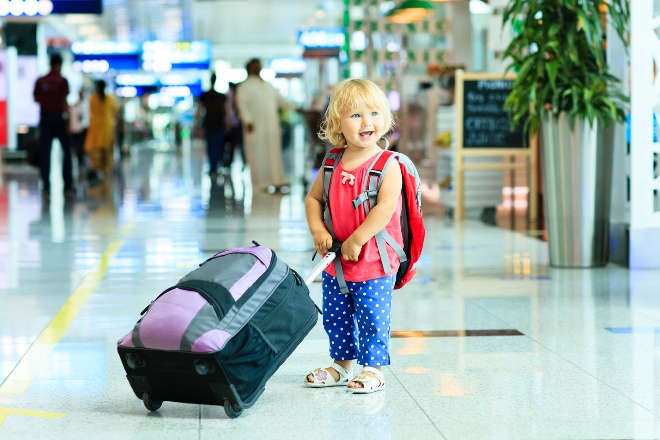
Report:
500,0,629,135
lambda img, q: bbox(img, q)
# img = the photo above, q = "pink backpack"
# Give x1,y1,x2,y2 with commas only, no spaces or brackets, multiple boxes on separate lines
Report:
321,148,426,291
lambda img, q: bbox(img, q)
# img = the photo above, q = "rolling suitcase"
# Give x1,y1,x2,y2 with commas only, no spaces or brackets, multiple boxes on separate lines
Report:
117,242,335,418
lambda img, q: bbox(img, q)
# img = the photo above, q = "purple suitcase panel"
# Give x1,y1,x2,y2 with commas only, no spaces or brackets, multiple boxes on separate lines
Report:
215,245,272,265
117,287,233,352
117,332,133,347
191,328,232,352
228,260,267,301
118,288,206,350
199,246,273,301
118,246,275,352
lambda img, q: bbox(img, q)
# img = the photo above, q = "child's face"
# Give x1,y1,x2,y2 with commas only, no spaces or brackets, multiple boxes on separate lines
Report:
339,101,386,150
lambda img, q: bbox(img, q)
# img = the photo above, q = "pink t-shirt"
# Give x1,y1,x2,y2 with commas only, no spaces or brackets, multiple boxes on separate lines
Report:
325,152,403,282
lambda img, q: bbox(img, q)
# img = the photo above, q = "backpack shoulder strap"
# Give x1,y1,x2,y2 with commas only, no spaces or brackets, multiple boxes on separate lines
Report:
351,149,395,213
320,148,351,293
352,149,407,275
321,147,344,209
370,149,395,174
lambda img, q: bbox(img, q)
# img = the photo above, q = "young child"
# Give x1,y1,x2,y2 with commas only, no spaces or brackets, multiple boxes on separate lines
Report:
303,79,403,394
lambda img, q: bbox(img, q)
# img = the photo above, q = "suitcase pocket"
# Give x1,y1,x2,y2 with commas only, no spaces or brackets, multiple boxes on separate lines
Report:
252,270,316,354
216,322,276,402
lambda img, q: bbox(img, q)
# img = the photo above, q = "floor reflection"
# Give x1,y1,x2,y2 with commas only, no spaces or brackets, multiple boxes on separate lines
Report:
1,131,659,439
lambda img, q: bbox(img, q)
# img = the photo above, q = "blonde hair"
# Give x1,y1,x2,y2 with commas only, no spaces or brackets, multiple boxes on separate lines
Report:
318,79,394,147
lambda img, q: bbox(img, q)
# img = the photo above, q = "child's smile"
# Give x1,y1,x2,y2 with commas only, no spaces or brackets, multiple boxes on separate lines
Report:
341,101,384,150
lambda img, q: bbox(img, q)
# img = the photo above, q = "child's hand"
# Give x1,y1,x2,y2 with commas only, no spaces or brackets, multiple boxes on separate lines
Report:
313,232,333,255
341,238,362,262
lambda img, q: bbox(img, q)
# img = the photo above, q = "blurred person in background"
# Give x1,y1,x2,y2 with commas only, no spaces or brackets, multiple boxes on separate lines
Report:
236,58,301,193
33,52,75,198
84,79,118,185
195,71,230,182
68,87,89,182
224,82,245,169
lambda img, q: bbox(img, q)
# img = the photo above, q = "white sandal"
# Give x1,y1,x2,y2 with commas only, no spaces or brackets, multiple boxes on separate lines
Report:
304,362,352,388
348,366,385,394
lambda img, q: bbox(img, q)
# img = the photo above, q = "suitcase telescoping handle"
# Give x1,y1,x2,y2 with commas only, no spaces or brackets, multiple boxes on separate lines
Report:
304,241,341,286
304,251,336,286
304,243,340,315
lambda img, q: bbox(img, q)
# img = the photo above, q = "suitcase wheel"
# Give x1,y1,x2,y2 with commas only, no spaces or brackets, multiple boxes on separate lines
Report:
142,392,163,412
223,399,243,418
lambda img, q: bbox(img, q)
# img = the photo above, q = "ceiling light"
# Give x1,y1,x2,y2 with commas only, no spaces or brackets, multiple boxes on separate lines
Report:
386,0,435,24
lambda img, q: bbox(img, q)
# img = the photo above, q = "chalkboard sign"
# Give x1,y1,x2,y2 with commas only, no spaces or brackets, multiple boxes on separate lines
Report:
462,79,526,148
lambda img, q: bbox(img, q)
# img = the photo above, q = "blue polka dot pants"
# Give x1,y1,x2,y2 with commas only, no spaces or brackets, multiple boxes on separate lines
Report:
321,272,394,367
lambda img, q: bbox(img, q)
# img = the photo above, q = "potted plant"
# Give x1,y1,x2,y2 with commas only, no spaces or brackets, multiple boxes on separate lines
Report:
501,0,630,267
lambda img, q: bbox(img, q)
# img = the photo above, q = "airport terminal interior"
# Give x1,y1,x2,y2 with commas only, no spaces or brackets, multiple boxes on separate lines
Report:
0,1,659,439
0,128,658,440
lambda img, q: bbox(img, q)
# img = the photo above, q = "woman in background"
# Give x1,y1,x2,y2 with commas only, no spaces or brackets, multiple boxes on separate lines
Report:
84,79,118,184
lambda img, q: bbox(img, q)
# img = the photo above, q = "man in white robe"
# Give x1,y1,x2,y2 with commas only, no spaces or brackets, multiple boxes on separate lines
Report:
236,58,300,192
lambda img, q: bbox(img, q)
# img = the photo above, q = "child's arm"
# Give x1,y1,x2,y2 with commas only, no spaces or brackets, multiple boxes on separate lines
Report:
342,162,403,261
305,172,334,255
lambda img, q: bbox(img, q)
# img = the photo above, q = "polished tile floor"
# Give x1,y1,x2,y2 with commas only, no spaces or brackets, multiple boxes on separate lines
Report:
0,133,659,440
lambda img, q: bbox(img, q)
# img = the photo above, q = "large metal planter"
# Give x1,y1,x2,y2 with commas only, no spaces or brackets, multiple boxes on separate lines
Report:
540,112,614,267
